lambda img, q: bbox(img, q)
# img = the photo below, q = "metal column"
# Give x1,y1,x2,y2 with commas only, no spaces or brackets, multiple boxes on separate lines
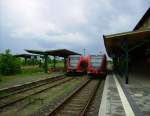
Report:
125,50,129,84
25,57,27,65
53,56,56,68
121,41,129,84
44,54,48,73
64,57,67,72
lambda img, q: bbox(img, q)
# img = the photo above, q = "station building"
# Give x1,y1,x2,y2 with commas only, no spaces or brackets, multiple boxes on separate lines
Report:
104,8,150,83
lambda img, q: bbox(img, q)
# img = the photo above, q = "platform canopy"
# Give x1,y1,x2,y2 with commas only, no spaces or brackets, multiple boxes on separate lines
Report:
25,49,45,55
25,49,80,57
103,29,150,57
45,49,80,57
25,49,80,73
14,53,38,64
14,54,37,58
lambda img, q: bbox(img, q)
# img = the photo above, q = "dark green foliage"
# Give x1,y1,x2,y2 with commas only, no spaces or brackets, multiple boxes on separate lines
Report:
0,49,21,75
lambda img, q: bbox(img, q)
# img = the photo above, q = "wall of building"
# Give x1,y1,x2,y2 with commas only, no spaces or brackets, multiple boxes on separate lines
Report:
129,43,150,75
130,10,150,75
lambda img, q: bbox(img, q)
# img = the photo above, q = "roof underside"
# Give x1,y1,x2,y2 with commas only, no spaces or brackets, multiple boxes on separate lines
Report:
14,54,37,58
25,50,44,55
45,49,80,57
26,49,80,57
104,30,150,57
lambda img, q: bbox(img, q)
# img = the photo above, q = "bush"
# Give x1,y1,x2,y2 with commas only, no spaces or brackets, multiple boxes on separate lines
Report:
0,49,21,75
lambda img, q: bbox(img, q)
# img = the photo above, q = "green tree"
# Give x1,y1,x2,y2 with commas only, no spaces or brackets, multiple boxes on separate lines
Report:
0,49,21,75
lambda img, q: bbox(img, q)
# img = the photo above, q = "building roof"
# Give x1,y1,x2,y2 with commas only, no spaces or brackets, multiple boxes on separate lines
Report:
104,8,150,58
134,7,150,30
103,30,150,57
25,49,80,57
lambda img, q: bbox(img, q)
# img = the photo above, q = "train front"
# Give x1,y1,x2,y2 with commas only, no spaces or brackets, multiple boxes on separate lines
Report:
88,55,107,77
67,55,81,74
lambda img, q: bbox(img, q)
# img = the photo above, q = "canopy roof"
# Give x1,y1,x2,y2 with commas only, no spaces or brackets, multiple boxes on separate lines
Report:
45,49,80,57
25,49,80,57
25,50,44,55
103,30,150,57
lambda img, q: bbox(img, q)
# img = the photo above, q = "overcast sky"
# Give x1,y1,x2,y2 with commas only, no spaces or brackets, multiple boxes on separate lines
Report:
0,0,150,55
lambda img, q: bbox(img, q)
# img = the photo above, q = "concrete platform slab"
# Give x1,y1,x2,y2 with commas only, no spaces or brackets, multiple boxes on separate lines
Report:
120,73,150,116
99,74,126,116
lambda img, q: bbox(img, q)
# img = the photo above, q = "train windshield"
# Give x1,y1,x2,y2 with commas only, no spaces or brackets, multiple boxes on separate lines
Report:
70,56,80,67
90,55,103,68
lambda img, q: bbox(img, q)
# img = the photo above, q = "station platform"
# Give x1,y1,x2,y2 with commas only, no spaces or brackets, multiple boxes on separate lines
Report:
99,73,150,116
123,73,150,116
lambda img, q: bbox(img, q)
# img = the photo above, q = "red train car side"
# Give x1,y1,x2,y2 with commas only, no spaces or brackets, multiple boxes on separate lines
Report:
87,54,107,77
66,55,88,74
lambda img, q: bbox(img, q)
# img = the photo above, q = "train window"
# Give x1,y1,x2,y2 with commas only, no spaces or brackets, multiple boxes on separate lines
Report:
90,56,103,68
70,56,80,67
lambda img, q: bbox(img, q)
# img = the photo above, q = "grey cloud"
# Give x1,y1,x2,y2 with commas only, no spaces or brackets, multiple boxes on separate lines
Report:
0,0,149,55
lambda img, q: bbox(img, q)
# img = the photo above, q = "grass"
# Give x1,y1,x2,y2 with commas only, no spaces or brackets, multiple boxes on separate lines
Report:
0,66,43,80
17,78,85,115
0,78,84,115
0,91,9,97
48,61,64,68
0,61,64,77
0,63,64,82
0,65,64,89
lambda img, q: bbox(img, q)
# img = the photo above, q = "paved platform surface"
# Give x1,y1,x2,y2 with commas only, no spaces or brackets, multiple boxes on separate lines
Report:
99,74,126,116
99,73,150,116
0,72,64,89
123,73,150,116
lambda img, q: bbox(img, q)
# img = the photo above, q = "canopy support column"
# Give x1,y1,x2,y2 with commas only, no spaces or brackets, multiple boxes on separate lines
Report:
112,55,118,72
53,56,56,68
64,57,67,72
25,57,27,65
44,54,48,73
121,41,129,84
125,49,129,84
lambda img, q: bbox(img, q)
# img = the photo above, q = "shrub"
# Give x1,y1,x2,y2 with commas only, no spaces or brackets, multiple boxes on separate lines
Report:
0,49,21,75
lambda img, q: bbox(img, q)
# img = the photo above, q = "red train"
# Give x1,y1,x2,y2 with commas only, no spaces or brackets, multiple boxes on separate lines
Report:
66,54,107,77
66,55,88,74
87,54,107,77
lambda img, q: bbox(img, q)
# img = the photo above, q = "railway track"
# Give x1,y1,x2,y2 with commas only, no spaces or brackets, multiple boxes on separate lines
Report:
47,79,102,116
85,80,105,116
0,75,64,99
0,76,74,110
